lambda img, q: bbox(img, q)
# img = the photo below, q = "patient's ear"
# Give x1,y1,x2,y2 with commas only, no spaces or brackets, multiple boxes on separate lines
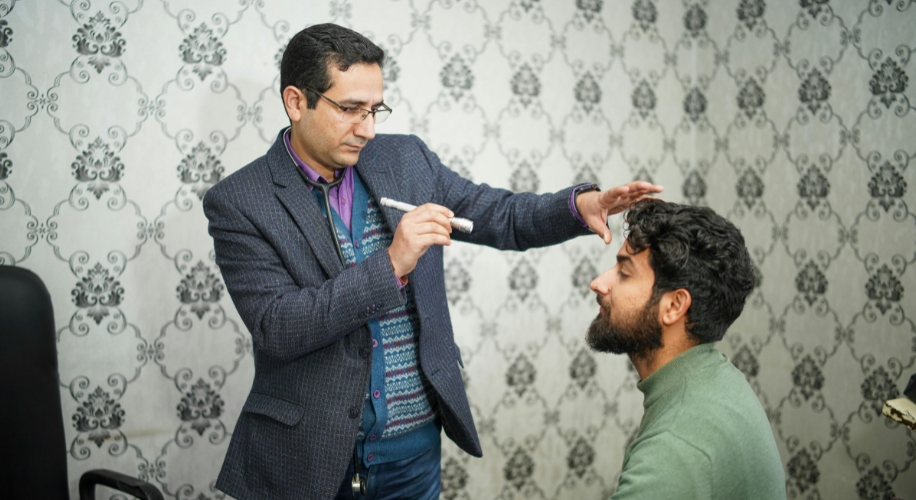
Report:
659,289,691,327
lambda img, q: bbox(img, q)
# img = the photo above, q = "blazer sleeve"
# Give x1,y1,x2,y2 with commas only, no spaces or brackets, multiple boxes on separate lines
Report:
203,181,407,361
412,136,591,250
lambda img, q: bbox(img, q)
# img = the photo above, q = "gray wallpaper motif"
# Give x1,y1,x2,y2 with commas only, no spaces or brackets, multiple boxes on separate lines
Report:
0,0,914,498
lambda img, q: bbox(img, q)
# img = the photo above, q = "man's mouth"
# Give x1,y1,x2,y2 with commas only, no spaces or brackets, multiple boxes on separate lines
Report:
596,296,608,316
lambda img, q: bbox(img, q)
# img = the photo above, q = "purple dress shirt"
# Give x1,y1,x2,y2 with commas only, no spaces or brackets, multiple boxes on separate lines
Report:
283,130,355,231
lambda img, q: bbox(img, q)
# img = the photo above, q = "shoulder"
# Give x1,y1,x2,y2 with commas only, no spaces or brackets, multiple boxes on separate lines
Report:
678,351,764,418
363,133,431,160
205,151,272,205
666,352,784,487
630,430,710,463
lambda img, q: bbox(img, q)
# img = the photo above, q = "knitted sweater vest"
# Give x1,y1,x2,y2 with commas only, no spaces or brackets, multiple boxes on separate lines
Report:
313,177,436,446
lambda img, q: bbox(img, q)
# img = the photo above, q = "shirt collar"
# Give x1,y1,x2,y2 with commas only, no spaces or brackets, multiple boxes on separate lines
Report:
283,128,347,186
636,343,718,409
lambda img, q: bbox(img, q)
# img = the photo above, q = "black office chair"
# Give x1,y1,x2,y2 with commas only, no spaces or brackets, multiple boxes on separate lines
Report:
0,265,163,500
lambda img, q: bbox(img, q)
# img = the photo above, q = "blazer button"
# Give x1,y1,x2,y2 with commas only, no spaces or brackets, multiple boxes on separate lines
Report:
348,407,359,419
358,347,370,358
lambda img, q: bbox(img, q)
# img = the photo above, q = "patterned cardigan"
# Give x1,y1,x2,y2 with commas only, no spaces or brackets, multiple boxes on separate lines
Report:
203,128,589,499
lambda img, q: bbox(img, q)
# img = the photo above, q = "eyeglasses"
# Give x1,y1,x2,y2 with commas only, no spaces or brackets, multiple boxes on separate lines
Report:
302,86,392,124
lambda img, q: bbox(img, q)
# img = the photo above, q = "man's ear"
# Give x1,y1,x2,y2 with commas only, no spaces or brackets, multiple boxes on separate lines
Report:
283,86,306,122
659,289,691,327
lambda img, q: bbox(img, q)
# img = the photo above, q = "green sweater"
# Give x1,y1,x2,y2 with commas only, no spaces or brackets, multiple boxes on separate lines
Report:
611,343,786,499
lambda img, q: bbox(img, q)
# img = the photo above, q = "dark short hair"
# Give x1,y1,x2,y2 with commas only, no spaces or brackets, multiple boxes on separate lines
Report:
280,23,385,108
624,199,757,344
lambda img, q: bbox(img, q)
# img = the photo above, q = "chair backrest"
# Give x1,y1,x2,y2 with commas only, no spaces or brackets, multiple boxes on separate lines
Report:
0,266,70,499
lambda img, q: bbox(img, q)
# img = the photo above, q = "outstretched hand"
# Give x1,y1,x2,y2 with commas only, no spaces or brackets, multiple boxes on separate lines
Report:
576,181,664,244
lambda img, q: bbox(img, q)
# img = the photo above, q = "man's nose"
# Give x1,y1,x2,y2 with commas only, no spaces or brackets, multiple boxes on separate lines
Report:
355,115,376,140
590,269,613,294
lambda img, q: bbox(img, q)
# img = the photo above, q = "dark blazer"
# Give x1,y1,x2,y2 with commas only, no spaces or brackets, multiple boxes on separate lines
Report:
203,129,589,499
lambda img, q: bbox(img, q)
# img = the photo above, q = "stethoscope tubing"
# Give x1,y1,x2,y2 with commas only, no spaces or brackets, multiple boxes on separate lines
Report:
283,129,347,264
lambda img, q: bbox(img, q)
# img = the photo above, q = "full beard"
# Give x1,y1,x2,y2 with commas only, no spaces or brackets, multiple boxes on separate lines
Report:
586,295,663,361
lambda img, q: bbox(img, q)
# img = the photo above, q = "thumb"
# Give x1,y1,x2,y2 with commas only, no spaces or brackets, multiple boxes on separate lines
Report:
590,216,612,244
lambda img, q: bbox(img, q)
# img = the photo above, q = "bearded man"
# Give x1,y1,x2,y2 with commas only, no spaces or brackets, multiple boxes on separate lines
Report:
587,199,786,500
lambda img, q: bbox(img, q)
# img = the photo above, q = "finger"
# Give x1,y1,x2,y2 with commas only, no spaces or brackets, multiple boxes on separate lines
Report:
402,207,455,230
598,185,630,204
631,194,659,203
585,216,611,244
599,182,663,206
416,203,455,218
599,185,664,212
627,181,664,195
411,221,453,237
596,224,611,244
404,218,453,237
430,213,454,233
606,193,665,216
627,181,665,193
416,232,452,248
594,224,611,245
402,207,450,222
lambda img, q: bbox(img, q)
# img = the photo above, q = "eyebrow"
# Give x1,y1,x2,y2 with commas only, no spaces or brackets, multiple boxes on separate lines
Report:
616,254,633,267
339,97,385,108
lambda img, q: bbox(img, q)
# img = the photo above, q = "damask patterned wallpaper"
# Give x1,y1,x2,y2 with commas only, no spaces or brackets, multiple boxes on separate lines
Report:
0,0,914,498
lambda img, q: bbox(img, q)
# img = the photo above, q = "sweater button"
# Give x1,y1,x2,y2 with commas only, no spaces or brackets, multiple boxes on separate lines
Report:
373,390,381,399
348,407,359,419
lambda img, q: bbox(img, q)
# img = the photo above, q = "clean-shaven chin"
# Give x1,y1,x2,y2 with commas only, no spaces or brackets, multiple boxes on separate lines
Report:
334,148,361,166
341,143,364,158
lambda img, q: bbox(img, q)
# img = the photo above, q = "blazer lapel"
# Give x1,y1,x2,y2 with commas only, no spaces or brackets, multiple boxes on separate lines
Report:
354,144,434,316
268,130,344,278
355,149,404,237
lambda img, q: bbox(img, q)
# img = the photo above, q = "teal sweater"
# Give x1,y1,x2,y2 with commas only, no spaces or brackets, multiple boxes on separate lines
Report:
612,343,786,499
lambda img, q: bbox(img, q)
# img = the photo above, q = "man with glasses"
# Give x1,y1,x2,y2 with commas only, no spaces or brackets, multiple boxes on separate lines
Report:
203,23,662,500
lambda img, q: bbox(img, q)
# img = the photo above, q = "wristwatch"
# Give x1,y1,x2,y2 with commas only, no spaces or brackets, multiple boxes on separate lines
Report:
571,183,600,229
573,183,599,198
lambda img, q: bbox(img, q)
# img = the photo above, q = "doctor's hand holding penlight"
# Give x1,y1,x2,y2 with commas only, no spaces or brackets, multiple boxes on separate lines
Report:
385,200,457,280
380,198,474,233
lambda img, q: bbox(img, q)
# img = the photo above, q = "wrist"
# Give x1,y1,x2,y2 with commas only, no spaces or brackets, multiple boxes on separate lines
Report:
570,183,599,228
387,248,408,285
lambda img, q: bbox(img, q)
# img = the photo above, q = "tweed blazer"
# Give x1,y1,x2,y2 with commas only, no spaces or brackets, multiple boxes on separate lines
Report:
203,129,590,499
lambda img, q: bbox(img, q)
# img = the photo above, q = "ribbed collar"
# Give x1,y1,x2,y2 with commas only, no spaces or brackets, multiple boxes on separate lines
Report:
637,343,718,410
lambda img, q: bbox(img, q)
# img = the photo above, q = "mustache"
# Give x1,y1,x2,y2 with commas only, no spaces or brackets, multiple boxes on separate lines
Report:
595,295,609,311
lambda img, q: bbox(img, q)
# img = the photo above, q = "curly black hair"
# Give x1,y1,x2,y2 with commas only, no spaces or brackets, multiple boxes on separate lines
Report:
280,23,385,109
624,199,757,344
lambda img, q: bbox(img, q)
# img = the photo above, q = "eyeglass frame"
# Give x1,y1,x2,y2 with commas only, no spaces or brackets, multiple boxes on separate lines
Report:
301,86,392,123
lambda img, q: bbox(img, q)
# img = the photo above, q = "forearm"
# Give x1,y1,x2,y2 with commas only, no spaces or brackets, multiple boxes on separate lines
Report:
454,185,588,250
205,191,406,361
422,144,589,250
249,251,405,359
